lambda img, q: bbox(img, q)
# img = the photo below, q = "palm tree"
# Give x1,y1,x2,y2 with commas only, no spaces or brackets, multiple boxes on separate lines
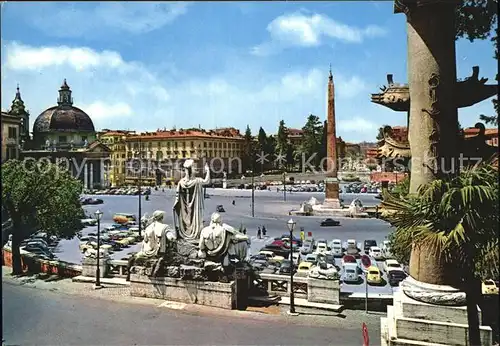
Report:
384,162,499,346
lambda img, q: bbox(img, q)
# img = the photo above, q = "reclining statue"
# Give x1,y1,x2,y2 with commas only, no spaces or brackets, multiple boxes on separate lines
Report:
198,212,250,265
308,253,339,280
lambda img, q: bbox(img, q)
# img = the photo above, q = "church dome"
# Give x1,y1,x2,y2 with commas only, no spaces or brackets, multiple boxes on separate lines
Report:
33,79,95,134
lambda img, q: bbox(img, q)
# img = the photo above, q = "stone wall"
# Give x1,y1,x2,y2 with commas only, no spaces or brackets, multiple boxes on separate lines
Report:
370,172,408,183
2,247,82,277
130,273,236,310
307,278,340,305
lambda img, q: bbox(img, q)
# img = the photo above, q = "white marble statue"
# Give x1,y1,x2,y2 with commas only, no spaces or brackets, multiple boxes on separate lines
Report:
137,210,175,258
198,212,249,263
172,159,210,242
348,198,364,217
308,254,339,280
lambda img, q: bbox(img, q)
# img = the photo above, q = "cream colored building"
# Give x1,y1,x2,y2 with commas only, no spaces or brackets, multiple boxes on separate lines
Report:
124,127,245,186
98,130,135,187
1,112,21,162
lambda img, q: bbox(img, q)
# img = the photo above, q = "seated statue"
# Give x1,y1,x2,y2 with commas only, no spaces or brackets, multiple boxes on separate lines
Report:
349,198,364,217
137,210,176,258
308,253,339,280
198,212,249,265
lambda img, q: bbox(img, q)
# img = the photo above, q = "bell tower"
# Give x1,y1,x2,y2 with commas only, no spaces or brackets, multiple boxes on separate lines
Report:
9,84,30,143
57,79,73,106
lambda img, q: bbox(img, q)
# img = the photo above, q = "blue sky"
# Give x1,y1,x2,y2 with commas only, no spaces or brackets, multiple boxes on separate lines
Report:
1,2,497,142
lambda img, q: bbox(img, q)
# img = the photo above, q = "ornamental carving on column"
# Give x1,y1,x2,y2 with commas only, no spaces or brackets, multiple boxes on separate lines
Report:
422,73,441,165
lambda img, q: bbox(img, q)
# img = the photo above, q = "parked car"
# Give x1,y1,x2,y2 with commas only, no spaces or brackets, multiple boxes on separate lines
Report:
482,280,499,295
320,218,340,227
300,239,314,255
261,244,291,258
384,259,403,273
279,259,295,275
21,239,49,249
81,218,97,226
342,263,361,283
296,261,314,276
216,205,225,212
259,250,285,262
387,270,407,287
368,246,384,261
366,265,383,285
314,241,329,254
341,255,357,266
113,213,137,224
345,239,360,257
304,253,318,265
363,240,377,254
23,246,55,259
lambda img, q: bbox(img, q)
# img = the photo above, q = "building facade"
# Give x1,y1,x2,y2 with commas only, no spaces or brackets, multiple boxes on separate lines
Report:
123,127,245,186
20,80,111,189
1,112,21,162
98,130,135,187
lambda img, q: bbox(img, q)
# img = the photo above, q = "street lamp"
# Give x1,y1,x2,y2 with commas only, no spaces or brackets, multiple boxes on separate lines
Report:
246,170,255,217
287,218,297,315
136,138,143,237
94,209,103,289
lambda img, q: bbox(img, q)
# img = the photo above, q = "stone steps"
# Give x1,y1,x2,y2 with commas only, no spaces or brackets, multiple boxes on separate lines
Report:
279,296,343,312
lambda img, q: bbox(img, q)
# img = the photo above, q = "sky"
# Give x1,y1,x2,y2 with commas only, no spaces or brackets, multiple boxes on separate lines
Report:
1,1,497,143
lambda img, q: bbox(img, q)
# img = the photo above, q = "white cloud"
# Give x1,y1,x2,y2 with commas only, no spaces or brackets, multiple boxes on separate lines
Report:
1,42,379,142
83,102,133,119
337,117,378,133
252,12,387,56
18,2,190,38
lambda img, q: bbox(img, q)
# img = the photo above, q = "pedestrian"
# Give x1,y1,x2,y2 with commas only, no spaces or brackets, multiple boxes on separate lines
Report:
257,227,261,239
300,227,305,242
262,225,267,237
232,200,235,206
243,227,247,235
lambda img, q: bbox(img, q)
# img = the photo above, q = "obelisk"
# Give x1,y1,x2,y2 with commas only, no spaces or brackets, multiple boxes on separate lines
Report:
324,67,341,208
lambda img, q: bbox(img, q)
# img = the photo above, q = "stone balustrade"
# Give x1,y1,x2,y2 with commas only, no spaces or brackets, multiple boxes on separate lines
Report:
107,259,129,278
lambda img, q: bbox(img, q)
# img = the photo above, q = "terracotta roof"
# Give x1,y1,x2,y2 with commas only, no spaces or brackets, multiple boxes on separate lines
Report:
464,127,498,138
125,129,244,141
288,128,303,136
100,130,135,136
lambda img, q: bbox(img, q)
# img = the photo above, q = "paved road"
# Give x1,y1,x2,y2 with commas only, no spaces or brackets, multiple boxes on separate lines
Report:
2,282,380,346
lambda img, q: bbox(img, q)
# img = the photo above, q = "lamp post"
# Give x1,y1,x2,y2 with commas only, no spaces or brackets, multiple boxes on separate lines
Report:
136,138,143,237
246,170,255,217
287,218,298,315
282,171,287,201
94,209,103,289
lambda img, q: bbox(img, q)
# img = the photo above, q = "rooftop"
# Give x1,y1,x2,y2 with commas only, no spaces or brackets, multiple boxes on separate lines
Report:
124,127,244,141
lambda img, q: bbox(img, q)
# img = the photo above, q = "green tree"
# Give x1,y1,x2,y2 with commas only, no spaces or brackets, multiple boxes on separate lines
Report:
385,163,499,346
300,114,323,168
376,125,389,141
265,135,277,171
242,125,255,172
276,120,289,160
257,127,268,173
286,143,295,171
2,159,85,275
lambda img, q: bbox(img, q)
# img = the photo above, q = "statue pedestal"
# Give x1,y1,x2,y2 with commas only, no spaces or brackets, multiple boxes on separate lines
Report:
307,279,340,305
381,280,492,346
82,257,109,278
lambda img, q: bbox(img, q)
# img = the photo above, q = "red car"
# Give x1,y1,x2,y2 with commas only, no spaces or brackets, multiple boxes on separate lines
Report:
342,255,357,265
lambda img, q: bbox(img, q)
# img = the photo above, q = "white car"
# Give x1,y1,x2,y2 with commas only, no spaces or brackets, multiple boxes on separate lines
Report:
384,259,402,273
315,242,328,254
330,244,343,257
368,246,384,260
346,239,356,248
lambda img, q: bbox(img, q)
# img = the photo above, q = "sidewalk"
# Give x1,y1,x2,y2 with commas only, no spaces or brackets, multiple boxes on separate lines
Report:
2,266,384,329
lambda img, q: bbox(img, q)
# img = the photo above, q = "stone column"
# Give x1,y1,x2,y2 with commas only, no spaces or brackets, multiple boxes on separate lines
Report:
89,162,94,190
83,163,89,190
401,0,460,194
100,160,105,188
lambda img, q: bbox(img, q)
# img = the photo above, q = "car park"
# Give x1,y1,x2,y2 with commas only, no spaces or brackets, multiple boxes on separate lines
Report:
387,270,407,287
342,263,361,283
279,259,294,275
329,239,344,258
366,265,383,285
299,239,314,255
368,246,384,260
482,280,499,295
320,218,341,227
345,239,360,257
363,240,377,254
384,259,403,273
259,250,285,262
314,241,329,254
341,254,357,266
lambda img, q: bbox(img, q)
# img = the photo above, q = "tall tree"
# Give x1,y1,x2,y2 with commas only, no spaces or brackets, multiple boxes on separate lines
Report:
265,135,277,171
242,125,254,172
276,120,289,159
257,127,268,173
2,159,85,275
300,114,323,168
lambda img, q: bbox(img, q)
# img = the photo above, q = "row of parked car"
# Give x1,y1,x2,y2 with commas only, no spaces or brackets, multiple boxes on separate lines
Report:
85,187,152,196
18,231,59,260
79,221,142,255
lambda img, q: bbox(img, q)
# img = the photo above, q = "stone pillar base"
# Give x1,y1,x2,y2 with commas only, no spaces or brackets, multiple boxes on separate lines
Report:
82,257,109,278
381,281,492,346
323,198,341,209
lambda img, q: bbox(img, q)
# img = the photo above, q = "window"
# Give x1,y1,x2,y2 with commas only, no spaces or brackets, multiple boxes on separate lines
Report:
204,142,207,148
190,141,194,148
58,136,67,143
8,127,17,139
